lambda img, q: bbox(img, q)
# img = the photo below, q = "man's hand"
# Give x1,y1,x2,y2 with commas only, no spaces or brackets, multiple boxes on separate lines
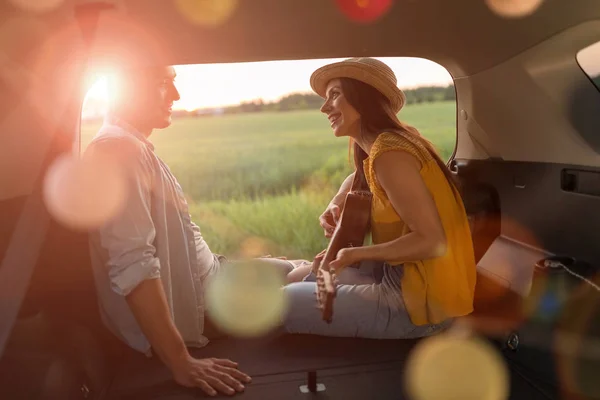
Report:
319,203,341,238
125,279,251,397
171,355,252,397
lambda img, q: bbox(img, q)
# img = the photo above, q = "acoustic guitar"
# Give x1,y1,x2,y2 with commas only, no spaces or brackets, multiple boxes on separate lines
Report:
313,174,372,323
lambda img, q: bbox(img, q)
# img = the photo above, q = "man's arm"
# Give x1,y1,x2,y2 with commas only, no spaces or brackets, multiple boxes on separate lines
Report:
89,138,184,360
125,279,188,370
87,139,249,396
126,279,250,395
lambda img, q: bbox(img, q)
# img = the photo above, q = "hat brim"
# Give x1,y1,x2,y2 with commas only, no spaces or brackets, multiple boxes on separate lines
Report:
310,61,406,113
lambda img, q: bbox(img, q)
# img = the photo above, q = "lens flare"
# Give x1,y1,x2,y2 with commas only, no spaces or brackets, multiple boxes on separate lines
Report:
205,259,288,337
485,0,544,18
334,0,393,23
174,0,239,27
471,270,524,336
469,217,545,336
43,153,127,230
556,273,600,399
406,334,509,400
9,0,64,13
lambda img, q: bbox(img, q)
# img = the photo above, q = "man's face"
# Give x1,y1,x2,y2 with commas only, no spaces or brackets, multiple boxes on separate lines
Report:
118,66,180,130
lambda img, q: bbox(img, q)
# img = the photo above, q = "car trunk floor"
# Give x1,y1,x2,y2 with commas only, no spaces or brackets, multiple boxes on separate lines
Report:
106,334,553,400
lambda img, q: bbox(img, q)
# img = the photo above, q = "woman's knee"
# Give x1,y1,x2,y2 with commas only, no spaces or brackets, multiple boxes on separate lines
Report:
283,282,317,311
281,282,322,331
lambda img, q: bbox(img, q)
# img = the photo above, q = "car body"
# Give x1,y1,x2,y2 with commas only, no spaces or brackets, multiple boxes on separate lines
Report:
1,0,599,399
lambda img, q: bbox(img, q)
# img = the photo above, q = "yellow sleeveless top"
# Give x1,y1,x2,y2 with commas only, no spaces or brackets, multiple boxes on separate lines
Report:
363,132,476,325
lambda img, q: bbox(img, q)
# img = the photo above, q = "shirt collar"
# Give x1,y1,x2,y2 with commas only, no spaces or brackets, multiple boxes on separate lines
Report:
104,113,155,151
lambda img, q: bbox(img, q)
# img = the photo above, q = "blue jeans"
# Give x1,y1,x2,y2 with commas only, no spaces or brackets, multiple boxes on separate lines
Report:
282,260,450,339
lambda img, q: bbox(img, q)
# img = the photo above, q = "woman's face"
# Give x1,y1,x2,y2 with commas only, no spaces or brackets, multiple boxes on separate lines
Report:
320,78,361,138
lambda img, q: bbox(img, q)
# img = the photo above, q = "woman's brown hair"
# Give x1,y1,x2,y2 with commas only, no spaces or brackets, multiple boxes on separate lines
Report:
340,78,458,196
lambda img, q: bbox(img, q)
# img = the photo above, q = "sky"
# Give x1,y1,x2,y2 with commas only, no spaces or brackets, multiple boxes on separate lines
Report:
84,57,453,113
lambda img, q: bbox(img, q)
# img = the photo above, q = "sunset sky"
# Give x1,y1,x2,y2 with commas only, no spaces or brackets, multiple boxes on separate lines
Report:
84,57,453,112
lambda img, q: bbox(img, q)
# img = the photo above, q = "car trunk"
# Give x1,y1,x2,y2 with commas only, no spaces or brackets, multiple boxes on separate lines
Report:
2,0,600,399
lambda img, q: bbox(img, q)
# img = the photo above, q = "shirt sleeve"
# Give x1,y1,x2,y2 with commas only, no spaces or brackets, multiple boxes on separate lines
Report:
87,137,160,296
370,132,430,168
190,220,217,279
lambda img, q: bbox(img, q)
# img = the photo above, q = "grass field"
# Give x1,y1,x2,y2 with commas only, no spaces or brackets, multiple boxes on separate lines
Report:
81,101,456,259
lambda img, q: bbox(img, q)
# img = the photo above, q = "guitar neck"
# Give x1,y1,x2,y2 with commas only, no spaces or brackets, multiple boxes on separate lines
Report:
319,191,373,272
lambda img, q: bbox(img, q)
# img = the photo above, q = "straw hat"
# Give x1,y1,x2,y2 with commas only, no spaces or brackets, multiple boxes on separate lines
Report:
310,57,406,113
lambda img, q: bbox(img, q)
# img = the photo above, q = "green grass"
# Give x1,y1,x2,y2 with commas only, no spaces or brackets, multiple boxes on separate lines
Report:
81,101,456,259
197,189,334,259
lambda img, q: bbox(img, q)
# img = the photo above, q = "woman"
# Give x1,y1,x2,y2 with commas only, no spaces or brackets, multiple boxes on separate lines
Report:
282,57,477,339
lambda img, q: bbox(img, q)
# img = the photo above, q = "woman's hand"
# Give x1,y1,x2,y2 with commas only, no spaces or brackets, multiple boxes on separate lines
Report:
319,203,341,238
310,248,327,274
329,247,361,272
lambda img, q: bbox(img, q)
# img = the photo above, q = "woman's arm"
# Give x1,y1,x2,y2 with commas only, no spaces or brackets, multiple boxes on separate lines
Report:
330,151,446,270
331,172,355,206
319,172,355,238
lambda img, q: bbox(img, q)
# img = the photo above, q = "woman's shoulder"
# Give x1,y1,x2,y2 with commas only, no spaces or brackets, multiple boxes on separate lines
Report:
370,131,432,163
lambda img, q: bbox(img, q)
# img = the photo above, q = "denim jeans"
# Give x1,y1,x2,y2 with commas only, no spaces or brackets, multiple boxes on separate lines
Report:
282,260,451,339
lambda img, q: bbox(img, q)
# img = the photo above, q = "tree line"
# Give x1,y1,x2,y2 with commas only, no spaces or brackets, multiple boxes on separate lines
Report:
231,84,455,113
174,84,456,118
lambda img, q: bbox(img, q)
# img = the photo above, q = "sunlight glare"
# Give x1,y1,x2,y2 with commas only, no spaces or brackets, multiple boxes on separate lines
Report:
485,0,544,18
82,74,118,120
86,76,109,103
43,153,127,231
406,334,509,400
205,259,288,337
174,0,239,27
9,0,63,13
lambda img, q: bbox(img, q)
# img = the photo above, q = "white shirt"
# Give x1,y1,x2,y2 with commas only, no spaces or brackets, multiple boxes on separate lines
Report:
87,116,217,354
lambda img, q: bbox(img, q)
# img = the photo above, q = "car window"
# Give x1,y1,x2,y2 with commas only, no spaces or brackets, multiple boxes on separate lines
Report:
81,57,455,260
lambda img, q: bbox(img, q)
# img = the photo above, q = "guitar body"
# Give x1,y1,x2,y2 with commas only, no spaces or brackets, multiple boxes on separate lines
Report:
315,190,373,323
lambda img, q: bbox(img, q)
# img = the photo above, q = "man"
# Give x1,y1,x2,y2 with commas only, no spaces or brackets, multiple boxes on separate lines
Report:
86,65,252,397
